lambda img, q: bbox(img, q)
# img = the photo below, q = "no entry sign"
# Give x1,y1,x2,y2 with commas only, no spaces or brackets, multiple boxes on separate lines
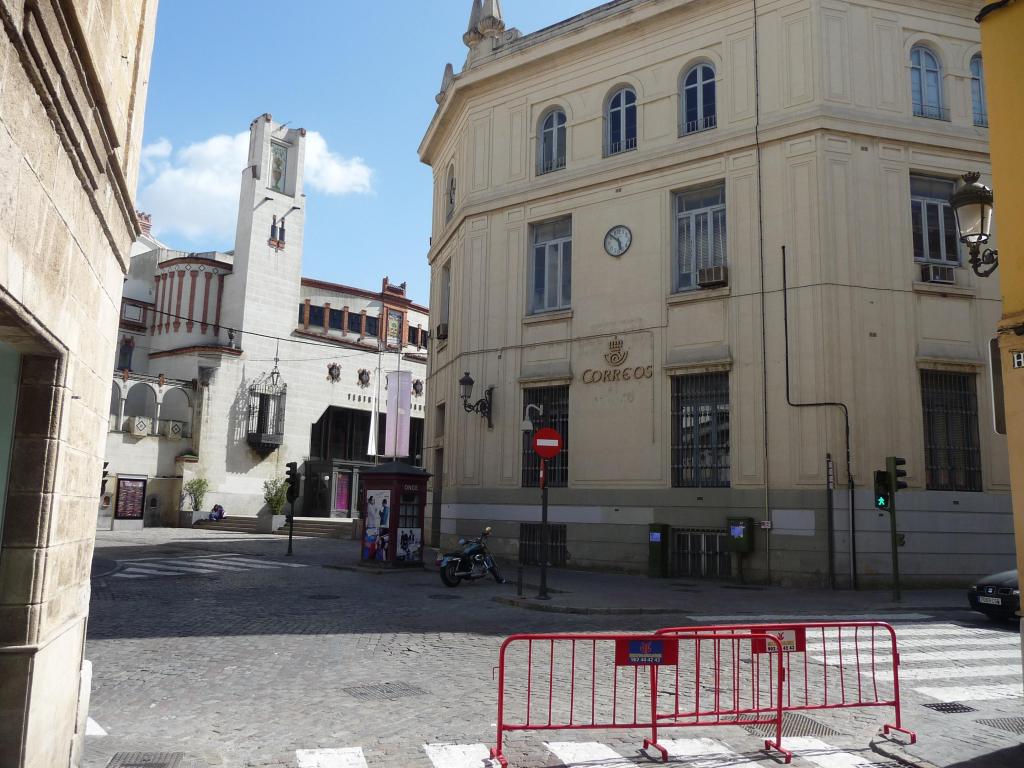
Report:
532,428,563,459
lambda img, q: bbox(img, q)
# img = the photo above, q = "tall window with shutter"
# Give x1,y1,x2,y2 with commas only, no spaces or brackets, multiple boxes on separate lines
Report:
674,183,726,291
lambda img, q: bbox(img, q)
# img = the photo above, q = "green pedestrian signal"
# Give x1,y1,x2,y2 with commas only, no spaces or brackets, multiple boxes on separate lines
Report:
874,470,892,511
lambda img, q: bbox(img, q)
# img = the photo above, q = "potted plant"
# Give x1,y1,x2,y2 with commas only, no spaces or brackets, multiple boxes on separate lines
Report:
258,477,289,533
180,477,210,527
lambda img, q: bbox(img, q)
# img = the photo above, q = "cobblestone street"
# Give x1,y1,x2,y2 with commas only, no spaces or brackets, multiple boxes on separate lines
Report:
84,530,1024,768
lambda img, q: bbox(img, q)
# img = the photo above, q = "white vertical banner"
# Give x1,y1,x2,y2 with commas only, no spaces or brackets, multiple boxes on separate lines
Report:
385,370,412,458
367,376,379,456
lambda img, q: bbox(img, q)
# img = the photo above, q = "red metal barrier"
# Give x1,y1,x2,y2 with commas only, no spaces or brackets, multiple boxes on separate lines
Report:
489,631,791,768
656,621,917,745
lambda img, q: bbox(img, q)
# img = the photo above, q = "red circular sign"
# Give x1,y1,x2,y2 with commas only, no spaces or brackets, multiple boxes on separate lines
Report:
532,428,563,459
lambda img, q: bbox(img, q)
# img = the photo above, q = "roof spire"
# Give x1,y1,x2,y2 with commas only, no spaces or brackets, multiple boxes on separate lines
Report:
463,0,483,47
477,0,505,37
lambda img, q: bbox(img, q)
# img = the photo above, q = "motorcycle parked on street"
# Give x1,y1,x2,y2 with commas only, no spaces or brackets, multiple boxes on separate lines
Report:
438,527,506,587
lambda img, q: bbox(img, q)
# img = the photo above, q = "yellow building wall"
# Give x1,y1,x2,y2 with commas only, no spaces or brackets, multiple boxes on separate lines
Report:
980,1,1024,604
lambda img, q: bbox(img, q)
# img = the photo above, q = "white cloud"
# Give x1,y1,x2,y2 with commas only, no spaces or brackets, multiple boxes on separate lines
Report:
137,131,373,244
303,131,373,196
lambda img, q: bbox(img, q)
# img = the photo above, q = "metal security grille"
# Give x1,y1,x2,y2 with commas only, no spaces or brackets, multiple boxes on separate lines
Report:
342,682,427,701
744,712,844,738
921,371,982,491
519,523,568,567
106,754,185,768
522,386,569,487
671,372,730,487
670,528,731,578
923,702,977,714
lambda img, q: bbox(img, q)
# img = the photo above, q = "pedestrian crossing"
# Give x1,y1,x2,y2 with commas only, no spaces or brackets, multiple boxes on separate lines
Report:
807,621,1023,704
293,738,900,767
111,553,308,579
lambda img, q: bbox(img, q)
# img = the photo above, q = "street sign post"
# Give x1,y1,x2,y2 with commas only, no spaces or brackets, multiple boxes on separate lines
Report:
531,429,563,601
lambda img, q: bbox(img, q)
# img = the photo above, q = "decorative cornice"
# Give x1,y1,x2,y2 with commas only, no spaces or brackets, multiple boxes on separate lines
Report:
301,277,429,314
148,345,242,360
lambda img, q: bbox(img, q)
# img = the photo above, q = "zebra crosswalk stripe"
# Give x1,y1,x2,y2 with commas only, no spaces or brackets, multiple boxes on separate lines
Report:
656,737,765,767
913,683,1024,702
295,747,367,768
811,648,1024,665
546,742,636,767
900,664,1022,681
423,743,492,768
821,636,1021,651
787,737,877,767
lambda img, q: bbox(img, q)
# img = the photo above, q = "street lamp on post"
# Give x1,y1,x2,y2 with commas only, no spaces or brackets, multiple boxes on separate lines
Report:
950,171,999,278
459,371,494,429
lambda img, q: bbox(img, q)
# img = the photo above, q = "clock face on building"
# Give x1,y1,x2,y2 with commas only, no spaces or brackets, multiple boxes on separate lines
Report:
604,225,632,257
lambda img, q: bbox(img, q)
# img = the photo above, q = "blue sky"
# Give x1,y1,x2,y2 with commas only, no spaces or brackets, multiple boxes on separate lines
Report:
138,1,600,305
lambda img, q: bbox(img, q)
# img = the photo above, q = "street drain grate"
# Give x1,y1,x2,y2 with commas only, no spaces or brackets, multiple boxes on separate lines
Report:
744,712,844,738
106,754,185,768
977,716,1024,735
306,594,342,600
342,681,428,701
922,702,977,714
428,594,461,600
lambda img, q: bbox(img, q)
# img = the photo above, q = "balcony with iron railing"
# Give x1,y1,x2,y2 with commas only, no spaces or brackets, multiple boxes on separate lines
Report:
913,102,951,122
974,109,989,128
683,114,717,136
538,155,566,175
607,136,638,156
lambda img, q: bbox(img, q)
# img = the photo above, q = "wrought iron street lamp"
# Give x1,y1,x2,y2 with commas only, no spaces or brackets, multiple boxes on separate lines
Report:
950,171,999,278
459,371,494,429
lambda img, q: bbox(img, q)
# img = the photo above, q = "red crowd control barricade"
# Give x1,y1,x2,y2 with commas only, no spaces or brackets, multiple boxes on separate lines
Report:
489,632,791,768
656,621,917,746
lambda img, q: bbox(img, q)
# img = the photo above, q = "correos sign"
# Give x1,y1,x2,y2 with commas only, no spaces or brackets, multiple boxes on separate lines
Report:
580,338,654,384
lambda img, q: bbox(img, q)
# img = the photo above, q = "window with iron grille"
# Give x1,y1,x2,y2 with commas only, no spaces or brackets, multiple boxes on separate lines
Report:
365,315,379,337
674,183,726,291
921,371,982,492
519,523,568,567
671,372,730,487
522,385,569,487
329,309,344,330
347,312,363,334
308,305,324,328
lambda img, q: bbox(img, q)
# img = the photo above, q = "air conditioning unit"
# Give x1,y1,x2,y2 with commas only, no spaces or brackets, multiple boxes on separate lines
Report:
435,323,449,341
920,264,955,285
163,420,184,441
129,416,152,437
697,265,729,288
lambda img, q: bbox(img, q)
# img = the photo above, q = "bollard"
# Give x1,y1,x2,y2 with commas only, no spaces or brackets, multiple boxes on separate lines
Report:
517,566,523,597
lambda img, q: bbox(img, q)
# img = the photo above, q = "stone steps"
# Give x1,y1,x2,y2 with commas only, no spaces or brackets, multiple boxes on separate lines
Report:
273,518,355,540
193,518,261,534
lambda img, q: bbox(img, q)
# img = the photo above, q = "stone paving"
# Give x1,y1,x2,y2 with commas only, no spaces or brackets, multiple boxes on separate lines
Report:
83,529,1024,768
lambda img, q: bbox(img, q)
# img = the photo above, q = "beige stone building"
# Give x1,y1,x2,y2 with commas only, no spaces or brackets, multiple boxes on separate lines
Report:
419,0,1011,587
103,116,429,531
0,1,158,766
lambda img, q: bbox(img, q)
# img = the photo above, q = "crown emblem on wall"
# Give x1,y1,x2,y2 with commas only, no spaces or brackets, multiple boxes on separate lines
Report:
604,337,629,367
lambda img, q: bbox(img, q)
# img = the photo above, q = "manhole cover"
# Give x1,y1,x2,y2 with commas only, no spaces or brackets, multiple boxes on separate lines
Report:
106,754,184,768
977,716,1024,734
306,594,342,601
744,712,844,738
428,594,461,600
922,702,977,714
342,681,427,701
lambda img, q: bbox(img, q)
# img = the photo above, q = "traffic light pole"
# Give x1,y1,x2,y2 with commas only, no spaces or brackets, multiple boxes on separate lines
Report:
287,500,295,557
888,497,901,602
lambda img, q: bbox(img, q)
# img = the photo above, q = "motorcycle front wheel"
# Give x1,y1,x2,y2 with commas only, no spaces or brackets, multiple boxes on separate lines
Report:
440,561,462,587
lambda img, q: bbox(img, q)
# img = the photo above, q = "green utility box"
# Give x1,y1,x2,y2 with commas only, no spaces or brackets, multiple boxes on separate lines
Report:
648,524,670,578
726,517,755,554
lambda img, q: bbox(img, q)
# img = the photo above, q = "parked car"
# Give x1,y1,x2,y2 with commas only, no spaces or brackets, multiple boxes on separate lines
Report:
967,569,1020,621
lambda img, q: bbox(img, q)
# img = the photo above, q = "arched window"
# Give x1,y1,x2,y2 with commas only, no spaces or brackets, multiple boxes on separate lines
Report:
606,87,637,156
682,64,717,135
971,54,987,127
911,46,945,120
444,164,456,223
538,109,567,174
